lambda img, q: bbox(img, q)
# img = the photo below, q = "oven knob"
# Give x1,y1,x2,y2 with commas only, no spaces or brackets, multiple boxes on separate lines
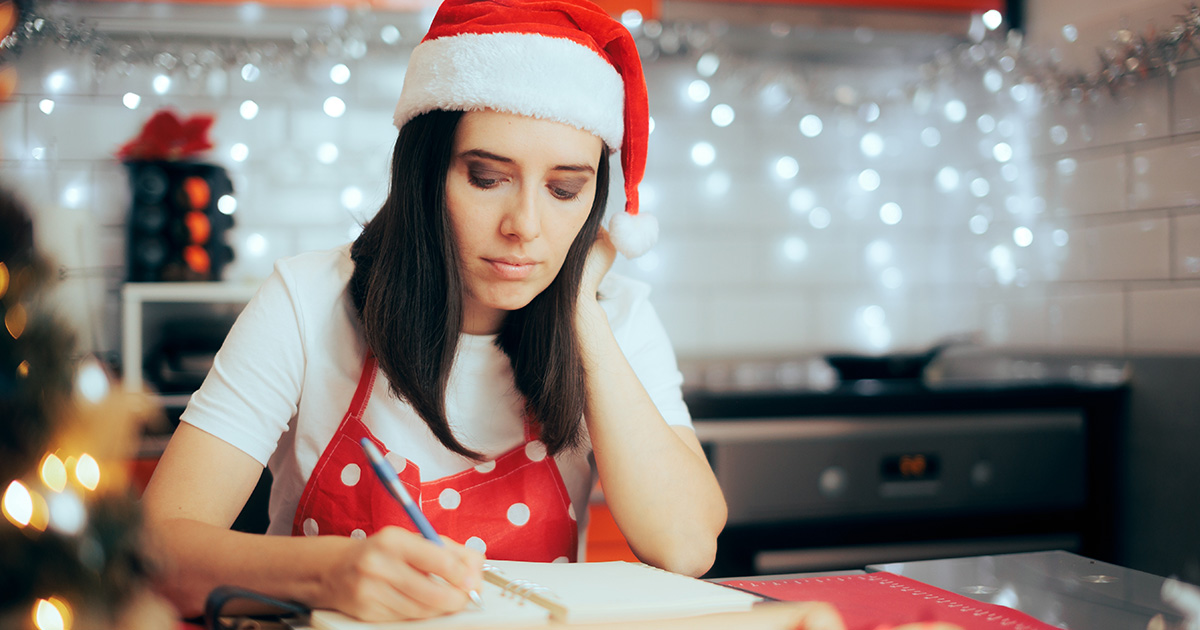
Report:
819,466,847,498
971,460,994,487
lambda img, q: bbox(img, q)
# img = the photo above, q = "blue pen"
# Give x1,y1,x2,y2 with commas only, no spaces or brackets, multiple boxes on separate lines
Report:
359,437,484,608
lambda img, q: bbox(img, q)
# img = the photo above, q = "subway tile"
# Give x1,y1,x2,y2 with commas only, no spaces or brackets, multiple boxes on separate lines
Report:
1032,77,1170,154
1129,287,1200,353
95,227,127,271
1058,217,1171,281
12,47,95,97
1046,290,1125,351
699,290,814,356
209,104,289,155
92,161,133,226
354,57,410,104
10,26,1200,360
666,234,765,287
43,275,111,353
1130,140,1200,210
1048,151,1126,215
761,229,864,286
905,290,984,347
220,226,298,283
287,108,355,149
1176,213,1200,278
638,290,704,358
813,290,916,354
1172,63,1200,135
33,201,108,270
1088,77,1171,146
0,100,26,161
296,224,359,253
241,186,344,226
645,119,761,175
982,294,1051,348
0,164,55,213
27,98,144,161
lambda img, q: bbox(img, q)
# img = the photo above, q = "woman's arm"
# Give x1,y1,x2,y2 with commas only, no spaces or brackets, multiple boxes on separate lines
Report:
141,423,483,620
574,233,727,577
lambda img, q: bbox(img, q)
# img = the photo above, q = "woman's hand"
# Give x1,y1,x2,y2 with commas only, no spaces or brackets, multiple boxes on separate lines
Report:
317,527,484,621
579,227,617,307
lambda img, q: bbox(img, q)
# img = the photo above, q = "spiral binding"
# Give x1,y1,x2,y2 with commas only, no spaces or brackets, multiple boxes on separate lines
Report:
482,563,567,616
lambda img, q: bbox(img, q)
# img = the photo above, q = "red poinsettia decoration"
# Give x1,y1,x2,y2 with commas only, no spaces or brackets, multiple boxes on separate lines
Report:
117,110,215,161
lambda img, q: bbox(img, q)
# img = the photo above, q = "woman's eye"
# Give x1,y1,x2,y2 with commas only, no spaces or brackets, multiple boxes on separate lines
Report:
469,174,501,189
550,187,580,201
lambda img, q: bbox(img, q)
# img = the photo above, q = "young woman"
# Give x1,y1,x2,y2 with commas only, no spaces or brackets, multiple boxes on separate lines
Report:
142,0,727,621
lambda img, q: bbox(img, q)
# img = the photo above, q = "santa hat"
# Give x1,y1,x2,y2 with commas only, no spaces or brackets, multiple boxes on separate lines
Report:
393,0,658,258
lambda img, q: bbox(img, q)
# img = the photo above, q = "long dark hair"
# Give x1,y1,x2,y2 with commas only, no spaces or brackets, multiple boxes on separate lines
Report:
349,110,609,460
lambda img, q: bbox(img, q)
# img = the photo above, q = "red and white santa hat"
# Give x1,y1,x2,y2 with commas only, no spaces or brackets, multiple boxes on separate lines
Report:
393,0,658,258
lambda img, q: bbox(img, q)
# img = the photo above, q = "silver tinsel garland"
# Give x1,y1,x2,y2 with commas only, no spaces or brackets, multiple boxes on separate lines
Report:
2,0,1200,106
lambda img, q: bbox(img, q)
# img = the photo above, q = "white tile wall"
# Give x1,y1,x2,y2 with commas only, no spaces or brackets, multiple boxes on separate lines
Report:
1129,287,1200,353
1129,141,1200,211
1046,289,1126,351
4,11,1200,358
1172,64,1200,135
1177,213,1200,278
1048,151,1126,216
1058,216,1171,281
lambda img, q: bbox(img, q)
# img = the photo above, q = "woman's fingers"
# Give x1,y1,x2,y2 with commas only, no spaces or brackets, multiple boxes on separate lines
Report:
581,227,617,297
329,527,480,621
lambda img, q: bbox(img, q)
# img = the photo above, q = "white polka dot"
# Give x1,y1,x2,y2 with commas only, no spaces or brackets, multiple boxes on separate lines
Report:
438,488,461,510
525,441,547,462
350,528,366,540
340,463,361,486
552,556,569,563
385,452,407,473
303,518,319,536
465,536,487,554
507,502,531,526
568,503,576,521
474,460,496,473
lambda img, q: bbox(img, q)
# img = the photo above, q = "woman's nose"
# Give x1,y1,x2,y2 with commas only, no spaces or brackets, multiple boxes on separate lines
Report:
500,187,541,241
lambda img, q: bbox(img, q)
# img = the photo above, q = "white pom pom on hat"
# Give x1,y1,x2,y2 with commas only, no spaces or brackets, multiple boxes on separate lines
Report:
392,0,659,258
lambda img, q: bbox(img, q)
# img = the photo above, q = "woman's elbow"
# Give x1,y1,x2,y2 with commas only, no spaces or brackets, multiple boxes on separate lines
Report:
653,535,719,577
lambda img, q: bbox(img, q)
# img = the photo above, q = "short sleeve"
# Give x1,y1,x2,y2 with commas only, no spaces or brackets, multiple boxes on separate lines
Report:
179,261,307,465
599,275,692,429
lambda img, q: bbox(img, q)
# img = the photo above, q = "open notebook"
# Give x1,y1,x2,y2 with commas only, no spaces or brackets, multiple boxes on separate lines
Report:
309,561,762,629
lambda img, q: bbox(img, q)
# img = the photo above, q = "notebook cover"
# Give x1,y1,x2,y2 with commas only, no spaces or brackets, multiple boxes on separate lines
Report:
720,572,1057,630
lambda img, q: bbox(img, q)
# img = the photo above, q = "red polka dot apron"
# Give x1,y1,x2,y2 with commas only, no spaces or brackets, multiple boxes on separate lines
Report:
290,354,578,562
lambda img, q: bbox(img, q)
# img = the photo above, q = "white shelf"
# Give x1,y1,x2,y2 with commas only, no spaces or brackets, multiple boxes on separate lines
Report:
121,281,260,393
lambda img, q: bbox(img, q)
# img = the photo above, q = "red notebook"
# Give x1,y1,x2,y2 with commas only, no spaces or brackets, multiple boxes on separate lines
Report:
721,572,1057,630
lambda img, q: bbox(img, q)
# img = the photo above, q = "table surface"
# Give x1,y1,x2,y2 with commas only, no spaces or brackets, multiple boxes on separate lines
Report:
865,550,1186,630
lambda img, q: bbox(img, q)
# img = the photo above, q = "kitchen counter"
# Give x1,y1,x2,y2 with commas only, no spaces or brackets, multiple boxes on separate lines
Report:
869,550,1189,630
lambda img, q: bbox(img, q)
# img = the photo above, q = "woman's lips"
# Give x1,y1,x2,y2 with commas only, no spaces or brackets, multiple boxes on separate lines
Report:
485,258,537,280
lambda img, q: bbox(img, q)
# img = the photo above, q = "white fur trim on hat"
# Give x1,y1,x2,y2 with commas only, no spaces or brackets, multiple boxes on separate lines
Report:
608,210,658,259
394,32,625,150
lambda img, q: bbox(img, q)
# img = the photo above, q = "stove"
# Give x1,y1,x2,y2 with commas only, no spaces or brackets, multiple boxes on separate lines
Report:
682,353,1130,578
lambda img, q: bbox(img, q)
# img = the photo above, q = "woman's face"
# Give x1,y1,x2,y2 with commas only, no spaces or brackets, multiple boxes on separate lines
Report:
446,110,603,335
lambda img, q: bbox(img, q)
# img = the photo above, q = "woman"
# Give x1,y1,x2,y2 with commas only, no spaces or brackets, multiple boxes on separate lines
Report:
142,0,727,621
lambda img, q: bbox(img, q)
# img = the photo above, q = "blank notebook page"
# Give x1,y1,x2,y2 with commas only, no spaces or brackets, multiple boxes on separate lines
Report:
309,560,761,629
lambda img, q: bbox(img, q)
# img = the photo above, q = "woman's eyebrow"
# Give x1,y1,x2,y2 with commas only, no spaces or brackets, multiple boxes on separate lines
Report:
459,148,594,174
460,148,513,163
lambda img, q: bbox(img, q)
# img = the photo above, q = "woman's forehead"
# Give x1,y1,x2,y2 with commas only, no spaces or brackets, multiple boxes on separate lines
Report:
454,110,604,164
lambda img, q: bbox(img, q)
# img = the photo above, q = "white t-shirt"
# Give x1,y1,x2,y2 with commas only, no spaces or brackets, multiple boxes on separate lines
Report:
180,245,692,553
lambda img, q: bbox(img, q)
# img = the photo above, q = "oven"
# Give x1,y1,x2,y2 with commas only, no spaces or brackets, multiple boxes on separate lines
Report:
683,356,1128,578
